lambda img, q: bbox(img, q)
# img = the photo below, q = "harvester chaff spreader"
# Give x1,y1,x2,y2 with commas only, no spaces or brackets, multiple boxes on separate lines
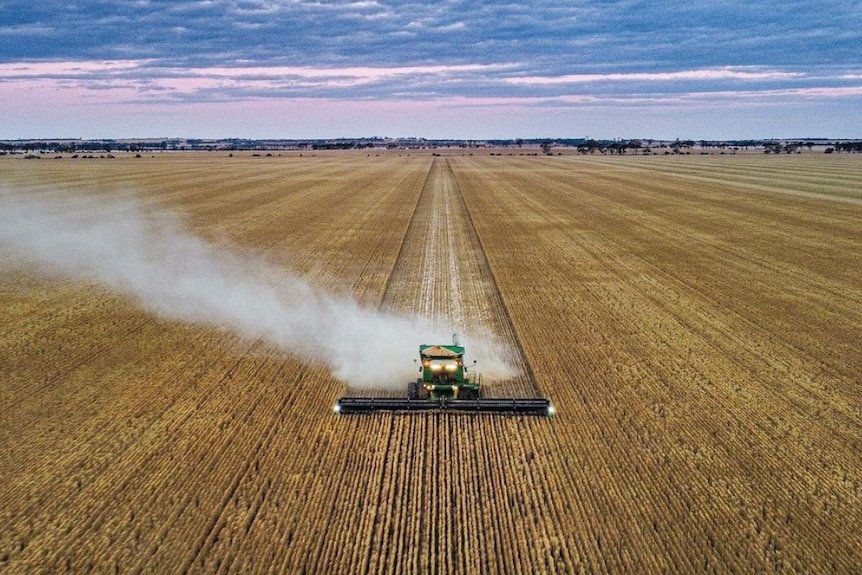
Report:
334,336,553,416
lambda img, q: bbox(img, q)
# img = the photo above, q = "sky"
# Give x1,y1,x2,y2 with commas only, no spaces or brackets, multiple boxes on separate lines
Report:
1,0,861,140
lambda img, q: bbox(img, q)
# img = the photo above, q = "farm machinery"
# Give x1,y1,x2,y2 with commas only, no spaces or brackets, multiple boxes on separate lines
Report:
334,336,553,416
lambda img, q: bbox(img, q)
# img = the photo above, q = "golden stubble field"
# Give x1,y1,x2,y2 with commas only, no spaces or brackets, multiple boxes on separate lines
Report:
1,151,860,573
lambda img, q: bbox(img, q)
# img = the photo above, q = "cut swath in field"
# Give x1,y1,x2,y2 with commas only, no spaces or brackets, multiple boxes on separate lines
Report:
354,156,541,399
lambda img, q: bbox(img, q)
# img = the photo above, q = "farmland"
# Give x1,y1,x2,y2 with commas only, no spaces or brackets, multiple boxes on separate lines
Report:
1,151,861,573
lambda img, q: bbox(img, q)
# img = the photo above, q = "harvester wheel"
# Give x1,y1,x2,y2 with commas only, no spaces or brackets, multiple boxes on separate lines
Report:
408,381,418,400
416,379,429,400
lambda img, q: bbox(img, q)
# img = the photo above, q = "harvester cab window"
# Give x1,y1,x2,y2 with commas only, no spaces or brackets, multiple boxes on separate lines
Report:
428,359,458,371
428,359,458,382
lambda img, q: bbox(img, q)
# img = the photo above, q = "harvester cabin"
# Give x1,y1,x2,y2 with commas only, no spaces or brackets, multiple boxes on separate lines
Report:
419,345,464,384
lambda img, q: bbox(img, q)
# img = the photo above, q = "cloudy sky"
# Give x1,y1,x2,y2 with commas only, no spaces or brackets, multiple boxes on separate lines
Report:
1,0,861,139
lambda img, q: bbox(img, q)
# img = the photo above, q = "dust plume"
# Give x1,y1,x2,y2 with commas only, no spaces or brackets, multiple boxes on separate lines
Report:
0,186,516,388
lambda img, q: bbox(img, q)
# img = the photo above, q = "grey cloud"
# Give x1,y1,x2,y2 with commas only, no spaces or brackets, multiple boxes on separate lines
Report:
3,1,860,70
2,1,860,106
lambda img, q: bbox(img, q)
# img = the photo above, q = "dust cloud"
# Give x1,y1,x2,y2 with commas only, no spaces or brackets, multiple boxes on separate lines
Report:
0,186,516,389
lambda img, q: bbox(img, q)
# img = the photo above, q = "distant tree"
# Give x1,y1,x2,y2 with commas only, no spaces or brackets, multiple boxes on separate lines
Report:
540,141,553,155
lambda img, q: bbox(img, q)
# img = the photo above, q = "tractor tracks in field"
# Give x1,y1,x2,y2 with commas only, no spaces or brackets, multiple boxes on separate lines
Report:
381,157,540,398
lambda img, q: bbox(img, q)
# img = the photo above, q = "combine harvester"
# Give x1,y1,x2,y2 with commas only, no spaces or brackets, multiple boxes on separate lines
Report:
335,335,553,416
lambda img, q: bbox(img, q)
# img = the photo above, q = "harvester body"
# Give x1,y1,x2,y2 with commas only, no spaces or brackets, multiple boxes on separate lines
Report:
413,344,480,399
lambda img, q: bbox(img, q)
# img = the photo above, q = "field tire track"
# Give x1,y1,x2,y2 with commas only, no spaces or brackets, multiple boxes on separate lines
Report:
445,158,543,396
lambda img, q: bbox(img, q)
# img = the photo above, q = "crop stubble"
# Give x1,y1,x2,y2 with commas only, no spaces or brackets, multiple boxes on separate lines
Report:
1,152,860,573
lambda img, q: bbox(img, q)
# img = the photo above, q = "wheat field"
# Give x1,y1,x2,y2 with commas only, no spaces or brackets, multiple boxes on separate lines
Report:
1,151,860,573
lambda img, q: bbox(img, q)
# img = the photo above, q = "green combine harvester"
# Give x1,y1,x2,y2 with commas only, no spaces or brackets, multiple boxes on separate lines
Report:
335,336,553,416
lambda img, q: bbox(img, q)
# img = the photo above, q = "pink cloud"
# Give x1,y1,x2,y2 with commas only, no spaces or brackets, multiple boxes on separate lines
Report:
505,67,804,85
0,60,150,77
0,60,519,102
2,60,860,139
